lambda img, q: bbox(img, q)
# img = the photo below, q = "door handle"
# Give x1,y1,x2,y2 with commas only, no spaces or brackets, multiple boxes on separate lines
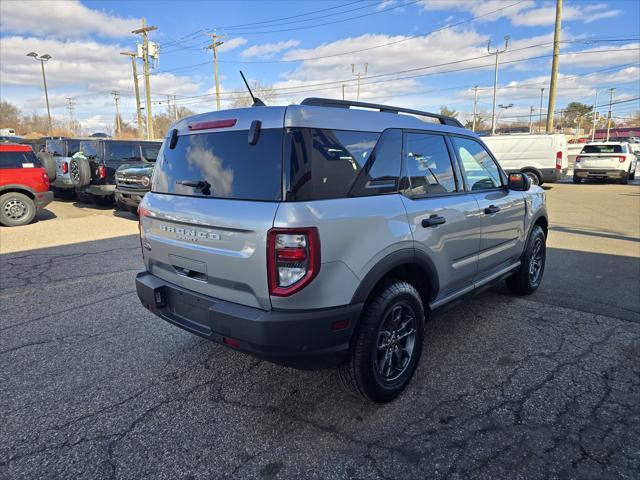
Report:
421,215,446,228
484,205,501,215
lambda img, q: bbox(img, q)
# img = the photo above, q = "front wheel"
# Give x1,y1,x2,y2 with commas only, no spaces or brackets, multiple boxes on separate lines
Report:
338,281,425,403
506,225,546,295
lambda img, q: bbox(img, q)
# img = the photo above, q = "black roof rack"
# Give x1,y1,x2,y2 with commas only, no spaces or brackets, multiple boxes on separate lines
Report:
300,97,464,128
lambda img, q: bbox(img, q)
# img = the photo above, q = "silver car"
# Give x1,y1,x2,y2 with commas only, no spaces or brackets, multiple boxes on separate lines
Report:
135,98,548,403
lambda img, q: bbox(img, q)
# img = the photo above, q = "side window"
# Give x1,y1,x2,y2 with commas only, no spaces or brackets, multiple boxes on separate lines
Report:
286,128,380,201
403,132,457,197
107,142,140,161
349,129,402,197
0,151,39,168
451,137,502,191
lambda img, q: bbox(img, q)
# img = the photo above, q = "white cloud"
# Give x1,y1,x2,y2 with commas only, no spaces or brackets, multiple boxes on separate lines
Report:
0,0,139,38
419,0,622,27
217,37,248,53
241,40,301,59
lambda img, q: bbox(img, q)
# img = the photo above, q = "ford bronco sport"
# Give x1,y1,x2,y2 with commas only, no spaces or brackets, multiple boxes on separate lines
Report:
135,98,548,402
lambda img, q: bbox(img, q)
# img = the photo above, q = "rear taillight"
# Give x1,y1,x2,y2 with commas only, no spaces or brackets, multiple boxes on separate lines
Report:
62,162,69,174
98,165,106,179
43,172,50,188
618,156,626,163
267,227,320,296
575,156,582,163
138,206,153,258
555,151,562,170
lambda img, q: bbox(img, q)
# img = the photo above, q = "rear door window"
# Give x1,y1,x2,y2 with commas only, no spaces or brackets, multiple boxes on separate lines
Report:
106,142,140,161
286,128,380,201
154,129,283,201
0,150,40,168
403,132,457,196
46,140,66,156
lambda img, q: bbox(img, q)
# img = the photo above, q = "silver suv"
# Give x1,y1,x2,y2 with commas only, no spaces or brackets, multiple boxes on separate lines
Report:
135,98,548,402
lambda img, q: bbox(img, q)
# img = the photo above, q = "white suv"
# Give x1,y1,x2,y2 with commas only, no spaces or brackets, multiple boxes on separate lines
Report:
573,142,637,184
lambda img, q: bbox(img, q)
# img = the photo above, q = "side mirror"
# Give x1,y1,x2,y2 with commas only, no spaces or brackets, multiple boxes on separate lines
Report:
508,172,531,191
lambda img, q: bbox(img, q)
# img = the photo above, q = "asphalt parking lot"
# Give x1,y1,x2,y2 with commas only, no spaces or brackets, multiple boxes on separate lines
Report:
1,181,639,480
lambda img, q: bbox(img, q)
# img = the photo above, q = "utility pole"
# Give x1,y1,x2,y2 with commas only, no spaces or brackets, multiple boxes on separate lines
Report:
351,63,368,101
472,85,479,132
546,0,562,133
539,87,545,133
172,94,178,120
342,84,345,100
591,89,601,141
132,18,157,139
65,97,76,133
120,51,144,139
606,87,615,141
112,91,121,137
528,106,535,133
205,32,225,111
26,52,53,137
488,36,509,135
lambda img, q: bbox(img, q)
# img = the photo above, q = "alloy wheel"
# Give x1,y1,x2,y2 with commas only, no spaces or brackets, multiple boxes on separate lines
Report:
375,301,417,382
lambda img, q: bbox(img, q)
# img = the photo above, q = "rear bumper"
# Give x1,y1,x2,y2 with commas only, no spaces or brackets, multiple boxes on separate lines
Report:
35,190,53,209
81,184,116,196
574,168,626,179
136,271,362,370
115,189,146,208
540,168,566,182
52,176,74,189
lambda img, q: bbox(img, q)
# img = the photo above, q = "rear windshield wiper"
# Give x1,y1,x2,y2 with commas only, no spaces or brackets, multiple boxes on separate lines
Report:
176,179,212,195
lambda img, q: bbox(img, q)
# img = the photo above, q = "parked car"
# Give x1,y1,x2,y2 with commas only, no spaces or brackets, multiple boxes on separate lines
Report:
481,134,568,186
135,98,548,403
41,138,82,198
115,161,156,212
70,139,161,204
573,142,637,184
0,143,53,226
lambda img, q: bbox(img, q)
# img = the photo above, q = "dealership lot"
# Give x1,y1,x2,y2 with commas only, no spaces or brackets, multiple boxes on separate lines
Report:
1,181,639,479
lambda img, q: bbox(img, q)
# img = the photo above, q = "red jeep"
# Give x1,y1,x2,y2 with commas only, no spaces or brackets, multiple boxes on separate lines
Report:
0,143,53,226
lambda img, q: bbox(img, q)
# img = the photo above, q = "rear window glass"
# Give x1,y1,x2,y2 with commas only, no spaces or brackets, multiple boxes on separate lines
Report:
582,144,623,154
81,141,100,158
286,128,381,201
141,145,160,162
66,140,81,156
0,150,40,168
106,142,140,161
154,129,283,201
46,140,65,156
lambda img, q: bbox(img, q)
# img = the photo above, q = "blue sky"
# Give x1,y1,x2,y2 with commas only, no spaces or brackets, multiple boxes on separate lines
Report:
1,0,638,133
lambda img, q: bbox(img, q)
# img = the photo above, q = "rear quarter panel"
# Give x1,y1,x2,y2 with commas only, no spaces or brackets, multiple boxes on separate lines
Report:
272,194,413,309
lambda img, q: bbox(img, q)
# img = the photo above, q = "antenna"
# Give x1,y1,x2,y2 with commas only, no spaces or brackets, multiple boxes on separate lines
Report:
239,71,266,107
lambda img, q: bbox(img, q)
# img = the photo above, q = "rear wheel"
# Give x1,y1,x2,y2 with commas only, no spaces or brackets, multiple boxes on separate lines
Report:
338,280,425,403
619,173,629,185
0,192,36,227
572,174,581,184
506,225,546,295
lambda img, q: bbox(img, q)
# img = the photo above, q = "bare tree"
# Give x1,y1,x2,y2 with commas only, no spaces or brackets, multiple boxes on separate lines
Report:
228,81,277,108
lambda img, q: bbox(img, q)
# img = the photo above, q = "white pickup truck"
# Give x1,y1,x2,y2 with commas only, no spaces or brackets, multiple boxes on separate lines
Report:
573,142,637,184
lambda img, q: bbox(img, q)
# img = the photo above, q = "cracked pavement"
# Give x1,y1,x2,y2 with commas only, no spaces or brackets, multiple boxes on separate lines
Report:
1,182,639,479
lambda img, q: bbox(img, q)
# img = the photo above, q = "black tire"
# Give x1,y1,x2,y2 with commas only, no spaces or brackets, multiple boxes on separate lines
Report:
338,281,425,403
522,170,542,187
76,191,94,204
619,173,629,185
37,152,56,182
506,225,546,295
93,195,115,206
0,192,36,227
128,206,139,215
69,156,91,187
572,175,581,184
630,171,636,180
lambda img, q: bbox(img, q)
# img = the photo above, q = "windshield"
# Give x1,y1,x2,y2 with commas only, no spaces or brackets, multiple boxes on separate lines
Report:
154,129,283,201
582,144,624,154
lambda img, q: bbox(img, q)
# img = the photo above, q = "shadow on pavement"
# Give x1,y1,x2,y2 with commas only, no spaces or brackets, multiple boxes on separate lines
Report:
549,225,640,243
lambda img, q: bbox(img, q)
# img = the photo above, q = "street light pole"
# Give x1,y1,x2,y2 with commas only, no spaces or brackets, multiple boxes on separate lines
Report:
27,52,53,137
472,85,479,132
488,36,509,136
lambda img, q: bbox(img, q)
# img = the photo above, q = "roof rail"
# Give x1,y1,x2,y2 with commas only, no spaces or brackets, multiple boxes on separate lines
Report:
300,97,464,128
